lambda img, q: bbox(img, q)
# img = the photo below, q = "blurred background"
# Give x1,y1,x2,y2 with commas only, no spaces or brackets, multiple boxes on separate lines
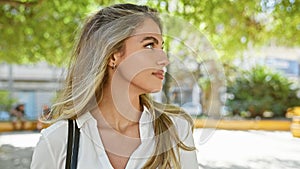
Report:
1,0,300,169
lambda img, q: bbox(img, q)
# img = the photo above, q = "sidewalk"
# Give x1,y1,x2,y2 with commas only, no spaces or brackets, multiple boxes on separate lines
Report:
1,129,300,169
195,129,300,169
0,131,39,169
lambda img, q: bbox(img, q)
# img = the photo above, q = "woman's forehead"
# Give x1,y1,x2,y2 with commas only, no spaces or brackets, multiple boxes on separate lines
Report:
131,18,162,37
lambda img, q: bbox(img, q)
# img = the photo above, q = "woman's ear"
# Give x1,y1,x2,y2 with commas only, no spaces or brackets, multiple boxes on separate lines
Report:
108,51,122,68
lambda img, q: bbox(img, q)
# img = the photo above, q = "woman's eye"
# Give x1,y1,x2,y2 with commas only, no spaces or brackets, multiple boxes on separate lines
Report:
144,43,154,49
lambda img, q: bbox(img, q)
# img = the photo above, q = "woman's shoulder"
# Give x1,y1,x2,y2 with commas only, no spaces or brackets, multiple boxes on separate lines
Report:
31,120,69,168
40,120,68,142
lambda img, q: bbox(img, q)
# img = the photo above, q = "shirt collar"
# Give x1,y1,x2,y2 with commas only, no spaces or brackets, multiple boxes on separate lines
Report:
75,106,156,160
76,111,93,128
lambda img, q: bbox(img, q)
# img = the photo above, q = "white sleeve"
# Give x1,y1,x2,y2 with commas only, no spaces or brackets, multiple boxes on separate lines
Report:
30,134,56,169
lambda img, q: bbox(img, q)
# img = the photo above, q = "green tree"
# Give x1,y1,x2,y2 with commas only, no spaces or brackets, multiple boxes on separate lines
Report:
1,0,299,64
0,0,95,65
153,0,300,60
0,90,17,112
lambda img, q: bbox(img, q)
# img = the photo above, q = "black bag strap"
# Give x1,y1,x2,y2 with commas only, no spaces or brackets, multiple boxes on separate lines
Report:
66,120,73,169
72,120,80,169
66,119,80,169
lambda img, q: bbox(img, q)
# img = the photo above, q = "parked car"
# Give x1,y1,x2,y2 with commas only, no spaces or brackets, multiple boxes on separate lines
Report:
181,102,202,116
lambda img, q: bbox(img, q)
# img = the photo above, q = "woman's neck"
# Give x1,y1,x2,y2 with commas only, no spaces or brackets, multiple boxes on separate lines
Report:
96,80,143,131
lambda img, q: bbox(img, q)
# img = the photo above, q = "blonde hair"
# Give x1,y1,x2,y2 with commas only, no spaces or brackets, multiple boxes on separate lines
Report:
46,3,195,168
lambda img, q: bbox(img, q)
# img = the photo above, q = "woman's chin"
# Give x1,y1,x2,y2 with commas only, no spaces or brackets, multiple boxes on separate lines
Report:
148,87,163,93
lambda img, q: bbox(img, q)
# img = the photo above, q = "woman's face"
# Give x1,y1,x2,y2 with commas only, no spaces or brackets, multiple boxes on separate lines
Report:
113,18,169,94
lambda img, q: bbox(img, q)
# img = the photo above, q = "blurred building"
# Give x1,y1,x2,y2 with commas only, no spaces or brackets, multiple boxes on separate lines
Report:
0,62,64,120
239,46,300,83
262,47,300,83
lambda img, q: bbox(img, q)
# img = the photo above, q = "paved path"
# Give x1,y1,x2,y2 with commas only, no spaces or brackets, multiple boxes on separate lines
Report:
1,129,300,169
0,131,38,169
195,129,300,169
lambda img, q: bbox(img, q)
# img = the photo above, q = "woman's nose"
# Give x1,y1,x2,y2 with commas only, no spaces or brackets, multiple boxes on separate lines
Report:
157,59,169,66
156,50,170,66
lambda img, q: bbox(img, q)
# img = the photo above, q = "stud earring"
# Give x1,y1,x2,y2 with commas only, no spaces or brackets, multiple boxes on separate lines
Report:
111,63,116,69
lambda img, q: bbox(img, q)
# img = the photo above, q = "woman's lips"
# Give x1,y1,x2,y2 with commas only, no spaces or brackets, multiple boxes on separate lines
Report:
152,70,164,80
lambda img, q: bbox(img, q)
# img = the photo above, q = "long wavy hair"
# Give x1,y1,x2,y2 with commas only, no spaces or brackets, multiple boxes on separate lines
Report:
45,3,195,169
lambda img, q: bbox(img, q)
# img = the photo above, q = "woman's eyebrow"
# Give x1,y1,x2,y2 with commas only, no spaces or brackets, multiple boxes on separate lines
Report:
140,36,160,44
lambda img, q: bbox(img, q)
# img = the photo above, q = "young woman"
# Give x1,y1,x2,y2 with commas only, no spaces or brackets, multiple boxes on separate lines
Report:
31,3,198,169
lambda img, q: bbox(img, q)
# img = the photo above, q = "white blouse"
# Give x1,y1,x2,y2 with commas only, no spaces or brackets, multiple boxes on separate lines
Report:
30,108,198,169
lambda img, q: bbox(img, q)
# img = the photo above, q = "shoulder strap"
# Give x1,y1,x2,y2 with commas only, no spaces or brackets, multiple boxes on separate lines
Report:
72,120,80,169
65,119,80,169
65,120,73,169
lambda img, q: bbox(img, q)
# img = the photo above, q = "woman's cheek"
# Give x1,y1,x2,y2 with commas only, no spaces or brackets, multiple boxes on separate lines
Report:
116,49,165,81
